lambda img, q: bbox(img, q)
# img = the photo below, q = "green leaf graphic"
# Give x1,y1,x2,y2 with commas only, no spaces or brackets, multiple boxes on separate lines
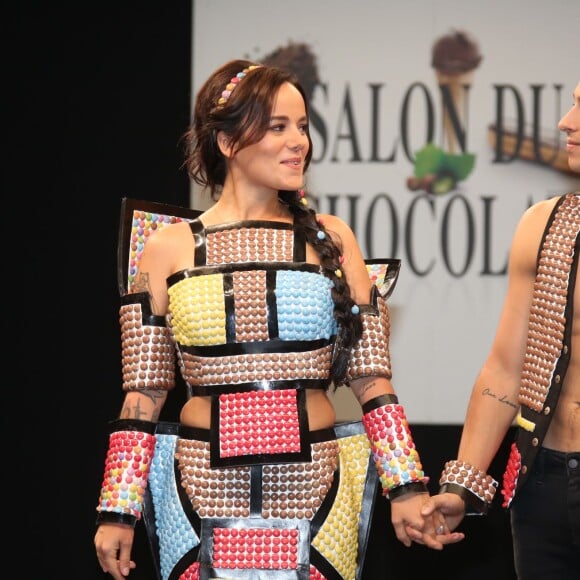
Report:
414,144,475,181
414,144,445,178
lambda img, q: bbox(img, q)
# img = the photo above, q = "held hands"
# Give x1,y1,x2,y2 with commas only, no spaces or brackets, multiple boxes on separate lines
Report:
94,523,137,579
391,492,465,549
419,491,467,535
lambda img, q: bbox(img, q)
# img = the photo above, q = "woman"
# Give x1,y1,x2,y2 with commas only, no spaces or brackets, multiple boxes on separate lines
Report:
94,59,457,580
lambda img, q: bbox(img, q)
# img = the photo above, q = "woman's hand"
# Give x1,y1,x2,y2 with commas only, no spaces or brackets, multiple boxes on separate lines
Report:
94,523,137,578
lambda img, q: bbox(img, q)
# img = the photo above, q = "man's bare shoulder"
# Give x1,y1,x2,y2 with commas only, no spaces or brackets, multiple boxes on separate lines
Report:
507,196,562,274
523,194,561,219
515,195,563,239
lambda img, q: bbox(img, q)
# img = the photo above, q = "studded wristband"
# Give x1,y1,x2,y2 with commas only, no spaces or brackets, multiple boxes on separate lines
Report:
438,459,498,515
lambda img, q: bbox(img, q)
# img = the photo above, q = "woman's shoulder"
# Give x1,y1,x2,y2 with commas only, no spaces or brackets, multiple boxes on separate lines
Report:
139,220,196,271
316,212,355,240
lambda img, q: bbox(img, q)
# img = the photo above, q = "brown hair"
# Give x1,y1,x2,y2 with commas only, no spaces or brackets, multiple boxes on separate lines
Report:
182,59,361,387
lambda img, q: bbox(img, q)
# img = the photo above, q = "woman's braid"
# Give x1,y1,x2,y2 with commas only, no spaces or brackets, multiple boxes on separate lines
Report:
279,190,362,387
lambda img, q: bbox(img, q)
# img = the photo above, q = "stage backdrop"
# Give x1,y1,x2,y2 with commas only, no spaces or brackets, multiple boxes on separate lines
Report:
191,0,579,423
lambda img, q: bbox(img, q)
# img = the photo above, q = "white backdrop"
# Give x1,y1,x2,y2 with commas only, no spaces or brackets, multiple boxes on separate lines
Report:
191,0,580,423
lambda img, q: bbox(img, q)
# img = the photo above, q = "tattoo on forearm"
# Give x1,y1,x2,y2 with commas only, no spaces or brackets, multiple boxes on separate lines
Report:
360,380,377,394
354,380,378,402
140,389,165,405
120,398,147,420
119,391,163,421
481,387,518,409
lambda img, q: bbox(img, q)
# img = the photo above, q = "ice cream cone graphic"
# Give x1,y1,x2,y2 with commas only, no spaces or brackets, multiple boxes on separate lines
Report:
432,30,482,153
261,42,320,101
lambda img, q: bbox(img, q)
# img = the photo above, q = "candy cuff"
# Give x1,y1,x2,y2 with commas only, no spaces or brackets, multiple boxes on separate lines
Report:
95,419,157,525
438,459,498,515
362,395,429,499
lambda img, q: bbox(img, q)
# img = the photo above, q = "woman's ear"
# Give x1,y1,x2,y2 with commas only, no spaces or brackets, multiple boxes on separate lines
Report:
217,131,232,158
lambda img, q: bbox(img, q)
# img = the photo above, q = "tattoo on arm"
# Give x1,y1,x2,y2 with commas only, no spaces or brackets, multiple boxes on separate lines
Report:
359,380,378,395
120,390,165,421
352,378,379,403
481,387,518,409
132,271,159,313
132,272,151,293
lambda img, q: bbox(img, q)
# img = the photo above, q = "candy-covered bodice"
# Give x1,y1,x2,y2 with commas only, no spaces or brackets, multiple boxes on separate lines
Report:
166,219,338,395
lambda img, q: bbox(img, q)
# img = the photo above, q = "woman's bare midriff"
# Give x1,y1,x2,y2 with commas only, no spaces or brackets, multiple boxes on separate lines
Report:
179,389,337,431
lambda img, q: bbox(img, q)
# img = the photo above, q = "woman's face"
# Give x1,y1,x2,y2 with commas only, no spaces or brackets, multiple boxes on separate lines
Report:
229,82,310,194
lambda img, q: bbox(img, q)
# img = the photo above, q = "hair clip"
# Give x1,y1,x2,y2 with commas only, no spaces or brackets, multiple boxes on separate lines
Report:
217,65,260,108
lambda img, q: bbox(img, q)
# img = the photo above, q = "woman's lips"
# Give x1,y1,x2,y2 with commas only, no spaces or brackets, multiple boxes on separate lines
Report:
282,158,302,168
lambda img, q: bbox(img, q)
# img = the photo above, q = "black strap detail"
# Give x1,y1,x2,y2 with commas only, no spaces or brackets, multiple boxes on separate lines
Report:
250,466,263,517
387,481,429,501
266,269,279,338
439,482,490,515
190,218,207,266
361,393,399,414
223,274,236,342
107,418,157,434
180,336,334,358
120,292,166,326
188,378,330,397
167,261,322,285
96,511,137,528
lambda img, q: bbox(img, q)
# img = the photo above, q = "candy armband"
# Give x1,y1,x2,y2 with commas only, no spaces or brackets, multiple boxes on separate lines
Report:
120,292,176,392
96,419,157,527
438,459,498,515
362,395,429,499
346,286,392,384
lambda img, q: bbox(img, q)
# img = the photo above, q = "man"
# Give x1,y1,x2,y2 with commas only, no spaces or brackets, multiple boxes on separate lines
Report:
420,82,580,578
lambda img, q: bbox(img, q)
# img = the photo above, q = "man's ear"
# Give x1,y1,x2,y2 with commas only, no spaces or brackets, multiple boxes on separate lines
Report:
217,131,233,158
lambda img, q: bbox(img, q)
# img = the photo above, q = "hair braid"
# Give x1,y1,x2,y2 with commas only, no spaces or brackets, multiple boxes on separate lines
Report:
279,190,362,387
